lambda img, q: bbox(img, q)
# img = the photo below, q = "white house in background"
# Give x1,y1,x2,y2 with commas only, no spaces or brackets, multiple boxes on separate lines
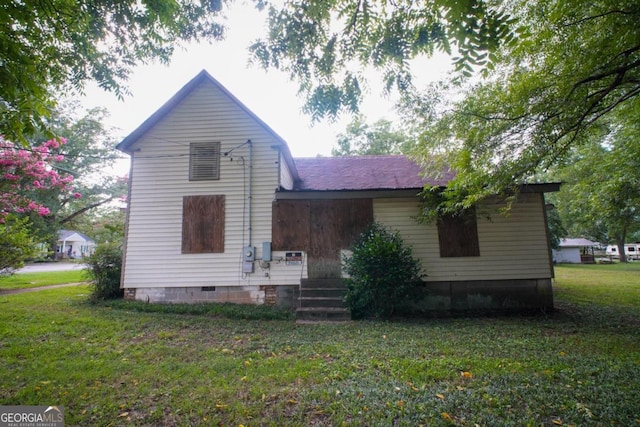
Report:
56,230,96,258
552,238,599,264
116,70,560,316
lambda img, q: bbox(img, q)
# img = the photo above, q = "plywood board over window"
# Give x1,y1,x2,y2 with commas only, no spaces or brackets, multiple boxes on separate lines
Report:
182,195,225,253
437,207,480,257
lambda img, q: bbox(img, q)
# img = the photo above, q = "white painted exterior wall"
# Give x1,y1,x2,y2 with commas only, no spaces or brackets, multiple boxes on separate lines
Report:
122,81,307,290
279,151,296,190
552,247,582,264
373,193,553,281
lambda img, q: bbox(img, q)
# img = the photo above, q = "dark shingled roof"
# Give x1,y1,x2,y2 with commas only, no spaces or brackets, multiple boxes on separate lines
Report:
292,155,453,191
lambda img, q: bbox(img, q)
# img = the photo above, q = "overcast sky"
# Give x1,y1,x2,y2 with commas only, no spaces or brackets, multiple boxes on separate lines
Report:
81,1,452,169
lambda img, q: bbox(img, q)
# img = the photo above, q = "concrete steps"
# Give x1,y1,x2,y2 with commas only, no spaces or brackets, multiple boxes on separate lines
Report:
296,278,351,322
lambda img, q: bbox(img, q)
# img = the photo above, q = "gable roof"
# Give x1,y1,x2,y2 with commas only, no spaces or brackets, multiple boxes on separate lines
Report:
291,155,454,191
58,229,95,243
115,69,299,181
559,238,600,248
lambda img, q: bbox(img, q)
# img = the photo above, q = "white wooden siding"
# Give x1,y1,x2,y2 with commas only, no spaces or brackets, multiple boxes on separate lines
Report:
279,153,295,190
373,193,552,281
123,82,305,289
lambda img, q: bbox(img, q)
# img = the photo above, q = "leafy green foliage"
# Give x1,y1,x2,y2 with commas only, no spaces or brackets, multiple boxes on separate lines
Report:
41,105,128,225
0,0,226,143
250,0,517,119
20,104,128,252
343,222,425,319
74,207,126,245
85,242,123,301
407,0,640,214
546,204,567,250
550,117,640,260
332,115,415,156
0,216,36,274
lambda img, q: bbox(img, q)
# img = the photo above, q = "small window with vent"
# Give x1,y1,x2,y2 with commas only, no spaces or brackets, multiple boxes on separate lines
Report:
189,142,220,181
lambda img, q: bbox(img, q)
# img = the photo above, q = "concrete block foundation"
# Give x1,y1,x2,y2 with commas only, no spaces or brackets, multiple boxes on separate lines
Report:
124,285,299,307
414,278,554,314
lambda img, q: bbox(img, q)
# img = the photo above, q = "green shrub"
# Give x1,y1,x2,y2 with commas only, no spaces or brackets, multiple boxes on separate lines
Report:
85,242,123,301
343,222,426,319
0,216,37,275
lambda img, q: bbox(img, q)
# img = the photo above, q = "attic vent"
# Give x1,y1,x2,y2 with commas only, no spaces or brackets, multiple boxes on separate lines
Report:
189,142,220,181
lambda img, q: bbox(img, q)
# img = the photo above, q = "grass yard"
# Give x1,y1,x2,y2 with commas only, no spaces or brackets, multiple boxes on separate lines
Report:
0,269,87,291
554,262,640,308
0,265,639,426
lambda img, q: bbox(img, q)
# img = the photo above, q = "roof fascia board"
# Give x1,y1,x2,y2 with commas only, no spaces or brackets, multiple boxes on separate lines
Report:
518,182,561,193
275,182,561,200
275,189,423,200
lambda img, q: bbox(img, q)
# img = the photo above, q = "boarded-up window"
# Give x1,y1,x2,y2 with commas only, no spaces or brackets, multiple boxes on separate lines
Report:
189,142,220,181
437,208,480,257
271,200,310,250
182,195,225,253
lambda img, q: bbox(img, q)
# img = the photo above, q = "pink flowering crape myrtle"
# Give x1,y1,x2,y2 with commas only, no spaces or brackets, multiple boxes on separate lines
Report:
0,137,79,221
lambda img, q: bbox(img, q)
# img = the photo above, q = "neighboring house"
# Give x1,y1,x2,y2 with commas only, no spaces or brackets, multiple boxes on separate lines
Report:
552,238,599,264
116,70,559,315
56,230,96,258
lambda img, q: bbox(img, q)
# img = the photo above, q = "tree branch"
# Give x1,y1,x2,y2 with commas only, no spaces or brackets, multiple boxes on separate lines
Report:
561,9,638,27
59,195,118,225
345,0,362,34
573,55,640,89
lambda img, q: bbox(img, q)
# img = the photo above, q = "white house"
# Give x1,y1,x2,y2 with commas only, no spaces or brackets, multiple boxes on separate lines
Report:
116,70,559,318
552,238,599,264
56,230,96,258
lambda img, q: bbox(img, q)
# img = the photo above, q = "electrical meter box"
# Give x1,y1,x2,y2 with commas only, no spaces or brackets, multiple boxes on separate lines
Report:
243,246,255,262
262,242,272,262
243,246,255,273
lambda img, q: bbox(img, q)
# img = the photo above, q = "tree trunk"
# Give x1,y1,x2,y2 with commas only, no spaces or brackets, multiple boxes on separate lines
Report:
616,239,627,263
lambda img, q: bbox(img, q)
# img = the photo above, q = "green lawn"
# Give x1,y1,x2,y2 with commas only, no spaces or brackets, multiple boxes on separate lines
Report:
0,266,639,426
554,262,640,308
0,269,87,291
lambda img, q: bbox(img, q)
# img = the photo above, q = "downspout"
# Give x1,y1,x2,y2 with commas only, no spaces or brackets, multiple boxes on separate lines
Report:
247,139,253,247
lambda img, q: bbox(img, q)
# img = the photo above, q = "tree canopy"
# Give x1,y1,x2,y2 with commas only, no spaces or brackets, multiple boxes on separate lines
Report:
250,0,518,120
0,0,227,143
46,104,126,217
551,114,640,260
250,0,640,223
1,103,127,262
26,104,128,249
331,116,414,156
407,0,640,211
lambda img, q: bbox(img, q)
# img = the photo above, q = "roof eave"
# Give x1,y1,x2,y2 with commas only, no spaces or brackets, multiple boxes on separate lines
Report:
275,188,424,200
518,182,562,193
